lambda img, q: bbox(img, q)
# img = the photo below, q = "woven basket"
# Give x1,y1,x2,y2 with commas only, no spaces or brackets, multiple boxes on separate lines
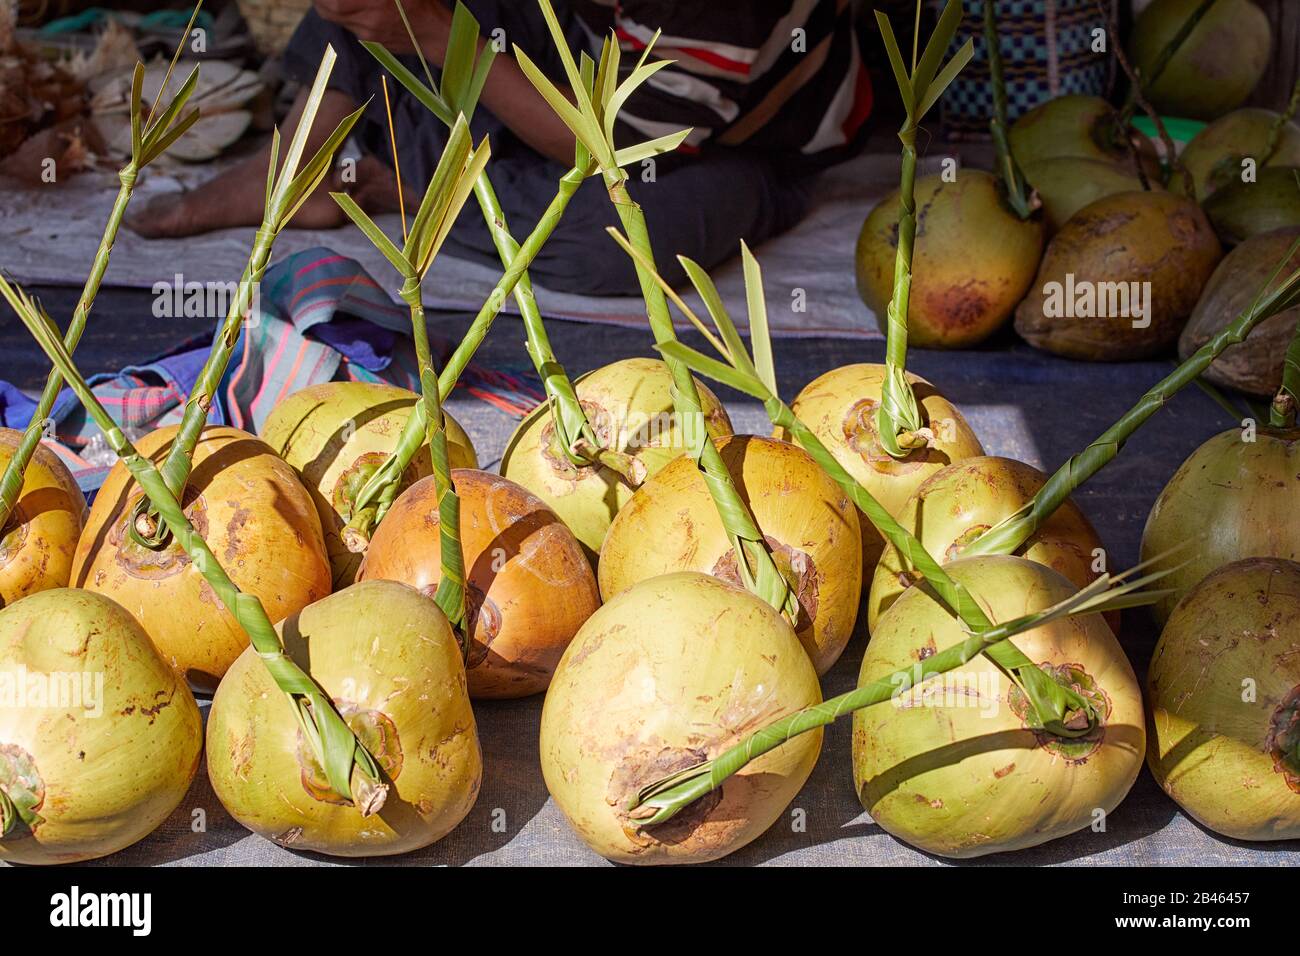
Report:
938,0,1118,141
238,0,313,55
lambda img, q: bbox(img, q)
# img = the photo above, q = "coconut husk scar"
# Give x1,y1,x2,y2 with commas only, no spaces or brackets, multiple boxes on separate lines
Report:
0,250,542,494
0,152,950,340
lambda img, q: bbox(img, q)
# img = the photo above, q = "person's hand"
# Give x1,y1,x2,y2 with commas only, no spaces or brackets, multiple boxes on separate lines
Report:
313,0,453,59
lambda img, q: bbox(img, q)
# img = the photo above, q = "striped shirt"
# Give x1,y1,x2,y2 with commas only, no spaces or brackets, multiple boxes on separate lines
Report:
587,1,873,171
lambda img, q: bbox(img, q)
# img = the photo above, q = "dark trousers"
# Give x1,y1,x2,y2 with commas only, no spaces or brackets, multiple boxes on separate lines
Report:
285,4,814,296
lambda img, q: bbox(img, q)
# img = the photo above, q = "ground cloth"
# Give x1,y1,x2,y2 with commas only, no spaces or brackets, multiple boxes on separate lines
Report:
0,150,945,338
0,249,541,492
2,292,1295,867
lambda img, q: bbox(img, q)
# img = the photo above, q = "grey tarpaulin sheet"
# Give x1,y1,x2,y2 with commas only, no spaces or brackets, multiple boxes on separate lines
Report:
5,298,1292,868
0,151,951,339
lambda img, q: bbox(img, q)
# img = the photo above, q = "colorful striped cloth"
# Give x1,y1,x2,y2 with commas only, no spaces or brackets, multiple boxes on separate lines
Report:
0,248,543,495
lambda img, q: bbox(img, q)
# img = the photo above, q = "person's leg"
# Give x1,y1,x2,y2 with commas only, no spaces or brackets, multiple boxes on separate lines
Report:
442,149,815,296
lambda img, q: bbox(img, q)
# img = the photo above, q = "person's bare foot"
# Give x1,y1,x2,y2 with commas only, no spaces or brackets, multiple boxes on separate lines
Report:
126,155,415,239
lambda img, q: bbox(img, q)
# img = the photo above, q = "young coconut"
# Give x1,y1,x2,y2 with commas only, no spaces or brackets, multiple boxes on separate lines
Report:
1147,557,1300,841
1008,94,1154,169
540,572,822,864
1179,106,1300,202
777,364,983,572
71,425,331,689
359,468,599,698
1014,190,1222,360
11,271,466,858
856,169,1042,349
260,380,477,586
1179,227,1300,397
0,588,202,864
0,431,85,605
854,555,1145,858
1140,423,1300,624
0,17,203,604
207,579,481,855
1129,0,1270,122
600,434,862,675
867,456,1109,633
1201,166,1300,247
500,357,732,562
1020,156,1150,235
611,254,1167,858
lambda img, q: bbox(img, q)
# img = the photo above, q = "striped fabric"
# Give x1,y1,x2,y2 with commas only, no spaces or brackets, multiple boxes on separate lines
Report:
0,248,543,496
600,0,873,169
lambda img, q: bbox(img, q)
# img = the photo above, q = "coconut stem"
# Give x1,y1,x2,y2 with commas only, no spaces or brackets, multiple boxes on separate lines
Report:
1101,0,1193,195
0,174,132,534
3,279,384,811
0,5,205,534
966,237,1300,559
982,0,1033,220
606,176,799,621
1263,77,1300,168
345,164,588,540
0,785,15,837
1270,314,1300,429
136,48,365,548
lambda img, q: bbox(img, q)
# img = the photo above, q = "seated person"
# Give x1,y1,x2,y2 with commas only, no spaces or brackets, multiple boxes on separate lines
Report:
130,0,874,295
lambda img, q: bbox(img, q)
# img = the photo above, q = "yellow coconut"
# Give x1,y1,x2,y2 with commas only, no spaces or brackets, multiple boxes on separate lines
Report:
855,170,1044,348
867,456,1110,634
599,435,861,675
1147,558,1300,841
259,381,477,587
1141,424,1300,624
72,425,331,690
0,429,86,605
540,572,822,864
777,364,984,573
206,579,481,856
358,468,600,699
501,358,733,564
854,555,1145,858
0,588,202,864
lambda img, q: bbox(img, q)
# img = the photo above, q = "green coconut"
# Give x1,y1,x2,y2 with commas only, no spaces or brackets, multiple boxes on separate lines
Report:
1201,166,1300,247
1147,557,1300,841
1021,156,1151,234
1179,227,1300,397
540,572,822,864
0,588,202,864
1014,190,1222,360
206,579,482,856
854,555,1145,859
867,456,1111,635
500,357,732,564
1009,94,1153,168
260,381,478,587
0,429,86,606
855,169,1044,348
1141,424,1300,624
1130,0,1271,121
1179,108,1300,201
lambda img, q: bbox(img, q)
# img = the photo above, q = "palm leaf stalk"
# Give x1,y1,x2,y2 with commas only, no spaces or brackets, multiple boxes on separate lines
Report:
611,232,1109,740
1270,309,1300,429
132,46,367,547
331,113,491,641
981,0,1033,218
964,236,1300,560
363,2,640,483
0,278,383,812
338,160,592,543
0,4,206,537
515,0,799,622
873,0,974,459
